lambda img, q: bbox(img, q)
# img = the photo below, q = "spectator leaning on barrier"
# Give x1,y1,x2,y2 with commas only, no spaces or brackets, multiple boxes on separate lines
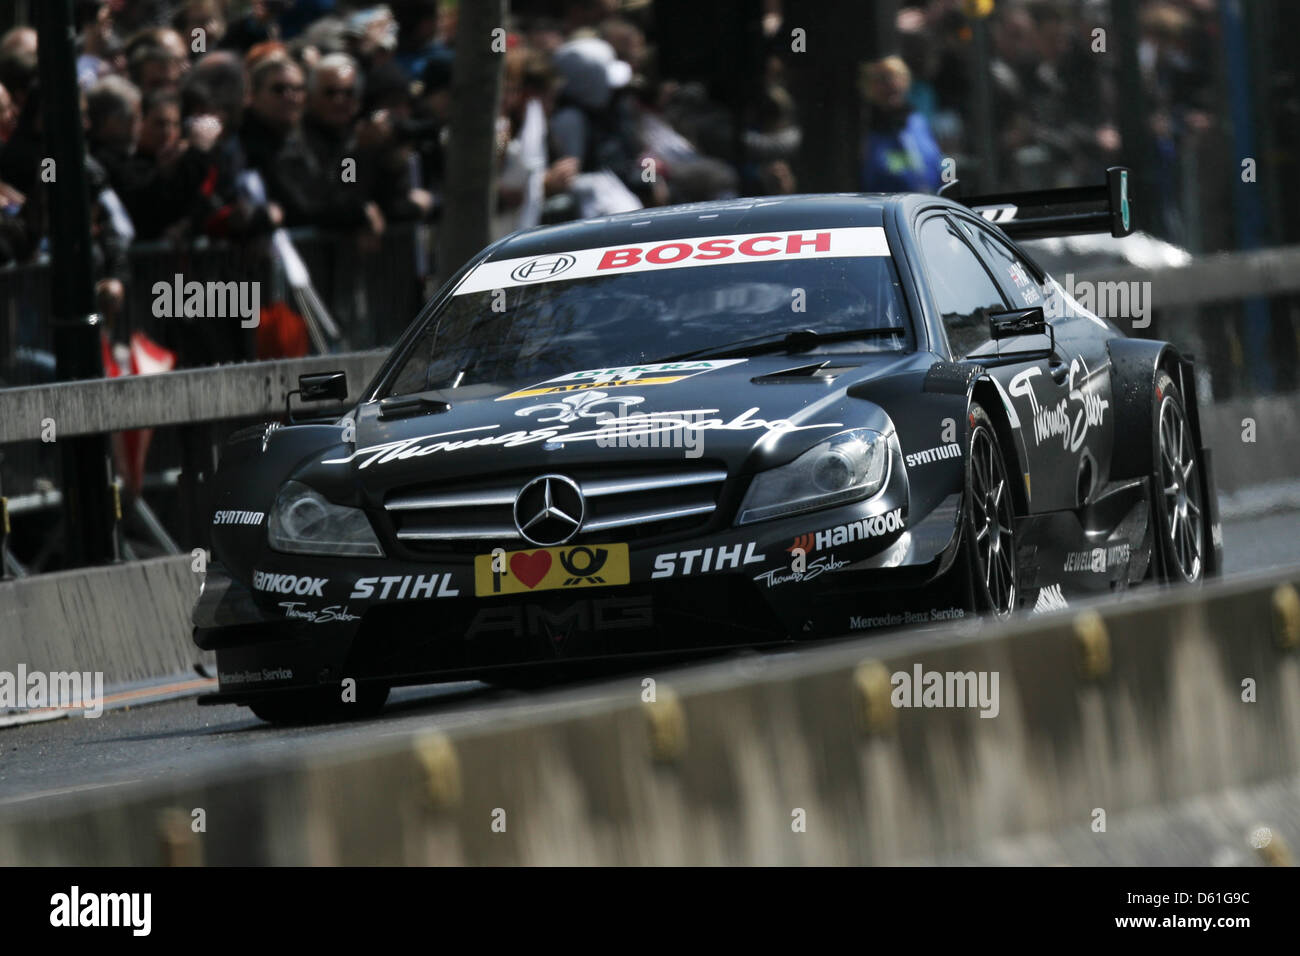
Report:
85,75,144,187
859,54,942,195
242,53,383,235
183,50,283,241
112,88,222,241
352,58,434,225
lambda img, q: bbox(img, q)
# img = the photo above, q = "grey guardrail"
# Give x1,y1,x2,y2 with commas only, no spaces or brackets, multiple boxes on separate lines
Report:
1075,243,1300,307
0,349,387,444
1,567,1296,864
0,554,207,707
1202,393,1300,498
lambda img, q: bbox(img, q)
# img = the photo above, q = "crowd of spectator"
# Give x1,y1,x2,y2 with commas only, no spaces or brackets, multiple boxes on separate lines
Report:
0,0,808,365
0,0,1242,365
868,0,1222,244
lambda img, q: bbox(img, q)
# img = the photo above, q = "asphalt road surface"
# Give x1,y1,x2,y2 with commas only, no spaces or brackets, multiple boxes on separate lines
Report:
2,506,1297,809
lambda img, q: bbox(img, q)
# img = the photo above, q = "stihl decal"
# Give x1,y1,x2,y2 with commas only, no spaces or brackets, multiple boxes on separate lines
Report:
454,227,890,294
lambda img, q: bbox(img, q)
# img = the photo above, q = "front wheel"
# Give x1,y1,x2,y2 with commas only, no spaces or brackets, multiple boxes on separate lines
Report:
962,403,1018,617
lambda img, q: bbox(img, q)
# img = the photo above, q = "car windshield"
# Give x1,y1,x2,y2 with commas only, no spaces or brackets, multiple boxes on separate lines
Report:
385,255,912,397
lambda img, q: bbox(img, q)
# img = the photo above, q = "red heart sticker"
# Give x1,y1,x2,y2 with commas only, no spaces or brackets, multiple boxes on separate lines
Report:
510,550,553,589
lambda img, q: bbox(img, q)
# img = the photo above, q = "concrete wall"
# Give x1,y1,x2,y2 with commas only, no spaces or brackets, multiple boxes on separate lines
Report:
1,568,1296,864
1202,393,1300,495
0,555,205,691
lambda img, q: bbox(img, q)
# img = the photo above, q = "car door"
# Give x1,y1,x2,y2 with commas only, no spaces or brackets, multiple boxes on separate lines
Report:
958,215,1115,507
914,212,1073,513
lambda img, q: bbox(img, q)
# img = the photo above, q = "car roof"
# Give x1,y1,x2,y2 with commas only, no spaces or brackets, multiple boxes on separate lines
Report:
486,193,918,260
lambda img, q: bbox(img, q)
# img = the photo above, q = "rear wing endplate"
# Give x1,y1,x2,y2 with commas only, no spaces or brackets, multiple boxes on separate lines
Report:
938,166,1133,239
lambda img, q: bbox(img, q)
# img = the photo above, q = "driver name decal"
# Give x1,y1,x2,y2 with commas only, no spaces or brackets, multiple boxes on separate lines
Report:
454,227,890,295
322,408,842,470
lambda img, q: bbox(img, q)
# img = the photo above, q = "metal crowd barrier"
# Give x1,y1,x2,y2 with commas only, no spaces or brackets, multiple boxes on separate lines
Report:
0,242,1298,578
0,221,431,377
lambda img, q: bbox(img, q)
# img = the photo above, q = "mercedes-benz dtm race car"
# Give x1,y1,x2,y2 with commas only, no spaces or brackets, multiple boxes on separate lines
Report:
194,167,1223,722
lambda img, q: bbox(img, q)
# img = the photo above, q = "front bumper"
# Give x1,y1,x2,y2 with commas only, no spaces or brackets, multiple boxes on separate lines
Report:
195,471,964,699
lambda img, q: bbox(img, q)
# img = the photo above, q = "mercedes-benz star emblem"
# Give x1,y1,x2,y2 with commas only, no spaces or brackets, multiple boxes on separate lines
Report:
514,474,585,546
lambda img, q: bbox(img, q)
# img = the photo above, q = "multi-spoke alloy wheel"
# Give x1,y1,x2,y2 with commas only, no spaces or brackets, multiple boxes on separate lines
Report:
966,404,1017,616
1155,373,1204,583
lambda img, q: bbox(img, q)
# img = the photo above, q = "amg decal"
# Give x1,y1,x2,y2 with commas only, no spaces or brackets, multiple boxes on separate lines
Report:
1033,583,1069,613
465,596,653,640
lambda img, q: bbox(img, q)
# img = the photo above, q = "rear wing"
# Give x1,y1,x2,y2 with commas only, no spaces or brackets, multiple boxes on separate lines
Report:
938,166,1133,240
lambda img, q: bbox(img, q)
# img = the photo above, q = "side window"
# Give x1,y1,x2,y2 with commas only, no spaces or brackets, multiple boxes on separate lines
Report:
917,216,1007,359
960,219,1045,311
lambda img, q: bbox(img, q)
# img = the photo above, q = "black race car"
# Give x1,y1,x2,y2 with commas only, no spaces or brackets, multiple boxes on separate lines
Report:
194,168,1222,722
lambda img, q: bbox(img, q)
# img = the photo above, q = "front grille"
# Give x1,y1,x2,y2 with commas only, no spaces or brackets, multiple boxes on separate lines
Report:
385,463,728,553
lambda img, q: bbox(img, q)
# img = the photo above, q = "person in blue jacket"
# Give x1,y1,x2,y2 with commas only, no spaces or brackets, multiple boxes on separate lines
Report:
859,55,943,194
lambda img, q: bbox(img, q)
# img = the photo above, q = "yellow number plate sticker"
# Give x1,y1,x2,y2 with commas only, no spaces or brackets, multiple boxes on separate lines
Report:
474,543,630,596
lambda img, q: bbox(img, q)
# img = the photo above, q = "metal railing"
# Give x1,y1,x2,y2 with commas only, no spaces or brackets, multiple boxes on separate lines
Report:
0,222,432,383
1,243,1299,577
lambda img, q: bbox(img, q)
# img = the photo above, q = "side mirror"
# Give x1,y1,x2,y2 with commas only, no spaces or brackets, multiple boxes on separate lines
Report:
988,306,1046,340
286,370,348,422
298,371,348,402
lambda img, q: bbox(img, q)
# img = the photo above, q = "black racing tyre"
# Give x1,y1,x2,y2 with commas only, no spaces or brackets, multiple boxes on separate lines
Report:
962,402,1018,617
1150,370,1205,584
247,683,390,724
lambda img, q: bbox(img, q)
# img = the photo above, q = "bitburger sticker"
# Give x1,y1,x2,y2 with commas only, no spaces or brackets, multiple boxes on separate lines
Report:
454,227,890,295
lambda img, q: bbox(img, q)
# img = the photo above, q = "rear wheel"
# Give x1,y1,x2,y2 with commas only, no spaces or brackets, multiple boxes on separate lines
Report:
1152,370,1204,584
963,403,1018,617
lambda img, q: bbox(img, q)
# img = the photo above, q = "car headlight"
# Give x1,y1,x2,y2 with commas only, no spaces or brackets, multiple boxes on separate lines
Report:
268,480,384,557
736,428,890,525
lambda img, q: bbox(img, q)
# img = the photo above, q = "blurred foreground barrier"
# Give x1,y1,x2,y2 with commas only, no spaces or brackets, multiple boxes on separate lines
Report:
0,567,1297,864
